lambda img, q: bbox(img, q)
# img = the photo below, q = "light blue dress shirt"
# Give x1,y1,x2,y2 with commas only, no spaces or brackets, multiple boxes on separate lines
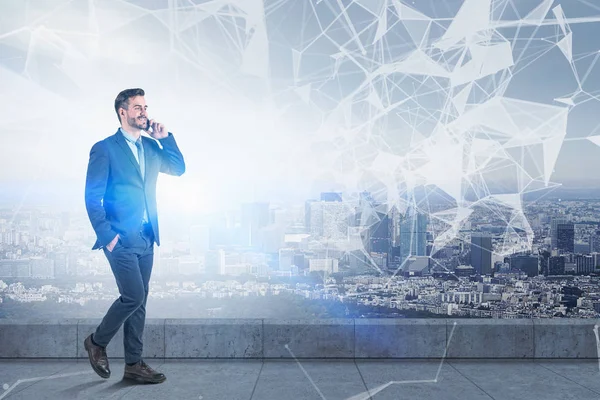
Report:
119,128,149,224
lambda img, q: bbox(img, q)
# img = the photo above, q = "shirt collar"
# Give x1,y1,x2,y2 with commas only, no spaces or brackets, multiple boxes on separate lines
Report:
119,127,141,144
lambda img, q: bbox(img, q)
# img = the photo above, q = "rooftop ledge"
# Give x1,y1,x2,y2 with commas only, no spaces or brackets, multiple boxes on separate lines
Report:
1,318,599,359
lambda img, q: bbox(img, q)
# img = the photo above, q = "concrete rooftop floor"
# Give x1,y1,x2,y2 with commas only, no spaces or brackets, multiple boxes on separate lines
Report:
1,358,600,399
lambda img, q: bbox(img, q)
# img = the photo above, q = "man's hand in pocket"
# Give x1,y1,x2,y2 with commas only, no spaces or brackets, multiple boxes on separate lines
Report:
106,234,119,252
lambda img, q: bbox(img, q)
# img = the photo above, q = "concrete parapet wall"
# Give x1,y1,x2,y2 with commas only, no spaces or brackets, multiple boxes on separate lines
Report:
1,319,599,359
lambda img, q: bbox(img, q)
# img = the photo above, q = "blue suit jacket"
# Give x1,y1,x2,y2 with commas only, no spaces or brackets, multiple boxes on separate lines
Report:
84,129,185,250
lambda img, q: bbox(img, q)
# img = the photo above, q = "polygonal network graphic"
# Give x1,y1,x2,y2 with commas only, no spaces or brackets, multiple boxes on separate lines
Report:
283,322,457,399
1,2,600,271
0,371,93,399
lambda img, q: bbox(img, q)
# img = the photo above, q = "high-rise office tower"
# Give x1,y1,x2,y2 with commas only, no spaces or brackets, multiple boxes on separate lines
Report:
241,202,270,247
370,213,390,253
355,191,390,255
589,230,600,253
305,200,316,233
471,233,492,275
551,217,568,249
322,202,350,239
309,195,351,240
556,223,574,254
575,254,594,274
400,210,428,260
309,201,324,237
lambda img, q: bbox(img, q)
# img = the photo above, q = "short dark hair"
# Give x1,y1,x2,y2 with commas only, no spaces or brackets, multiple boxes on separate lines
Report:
114,88,145,123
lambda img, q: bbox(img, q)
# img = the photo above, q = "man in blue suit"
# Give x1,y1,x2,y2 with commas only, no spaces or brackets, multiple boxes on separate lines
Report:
84,88,185,384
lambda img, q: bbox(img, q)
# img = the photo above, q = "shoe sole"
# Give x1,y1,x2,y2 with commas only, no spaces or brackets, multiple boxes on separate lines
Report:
123,372,166,384
84,338,110,379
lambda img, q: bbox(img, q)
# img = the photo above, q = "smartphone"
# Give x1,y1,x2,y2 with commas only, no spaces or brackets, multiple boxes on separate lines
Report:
145,119,152,132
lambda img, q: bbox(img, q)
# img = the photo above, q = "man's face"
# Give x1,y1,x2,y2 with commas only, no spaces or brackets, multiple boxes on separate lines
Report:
122,96,148,130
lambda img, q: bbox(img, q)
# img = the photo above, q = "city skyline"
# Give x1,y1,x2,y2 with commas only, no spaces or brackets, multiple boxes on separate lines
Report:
4,194,600,320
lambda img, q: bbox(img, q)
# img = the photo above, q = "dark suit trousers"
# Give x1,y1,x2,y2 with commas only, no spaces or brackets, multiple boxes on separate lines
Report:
93,228,154,364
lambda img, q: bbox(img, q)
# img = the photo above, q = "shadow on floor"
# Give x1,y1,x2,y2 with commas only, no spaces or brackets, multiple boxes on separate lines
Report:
58,378,138,397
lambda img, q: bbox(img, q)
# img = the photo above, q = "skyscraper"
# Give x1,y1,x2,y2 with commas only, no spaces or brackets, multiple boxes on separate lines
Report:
322,202,351,239
309,195,351,240
355,191,390,255
551,217,568,249
590,234,598,254
471,233,492,275
370,213,390,253
557,223,574,254
309,201,324,237
241,202,270,248
575,254,594,274
305,200,316,233
400,210,428,260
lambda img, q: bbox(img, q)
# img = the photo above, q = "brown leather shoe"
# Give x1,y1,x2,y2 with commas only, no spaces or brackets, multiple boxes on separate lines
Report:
123,360,166,384
84,334,110,379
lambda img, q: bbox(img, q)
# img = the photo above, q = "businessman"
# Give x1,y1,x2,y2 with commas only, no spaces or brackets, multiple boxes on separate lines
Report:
84,88,185,384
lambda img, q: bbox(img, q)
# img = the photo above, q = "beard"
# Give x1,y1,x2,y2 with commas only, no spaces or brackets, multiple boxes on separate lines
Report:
128,116,147,130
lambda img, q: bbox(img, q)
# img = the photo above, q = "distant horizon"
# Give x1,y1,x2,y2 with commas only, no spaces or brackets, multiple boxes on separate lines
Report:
3,180,600,214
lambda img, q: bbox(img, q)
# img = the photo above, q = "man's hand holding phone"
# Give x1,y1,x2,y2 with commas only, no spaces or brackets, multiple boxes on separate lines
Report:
106,234,119,252
144,119,168,139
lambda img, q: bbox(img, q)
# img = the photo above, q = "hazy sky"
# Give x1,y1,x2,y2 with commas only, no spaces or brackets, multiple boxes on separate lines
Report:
2,0,600,214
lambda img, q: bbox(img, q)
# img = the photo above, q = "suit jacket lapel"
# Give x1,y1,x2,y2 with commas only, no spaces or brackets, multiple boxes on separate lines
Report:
113,130,143,181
